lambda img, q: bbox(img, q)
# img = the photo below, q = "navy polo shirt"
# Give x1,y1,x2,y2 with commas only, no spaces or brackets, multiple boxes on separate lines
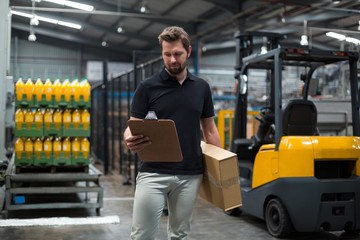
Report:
130,67,215,175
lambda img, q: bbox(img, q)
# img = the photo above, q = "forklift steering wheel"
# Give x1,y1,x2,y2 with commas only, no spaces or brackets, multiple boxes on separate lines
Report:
255,106,274,123
259,106,273,118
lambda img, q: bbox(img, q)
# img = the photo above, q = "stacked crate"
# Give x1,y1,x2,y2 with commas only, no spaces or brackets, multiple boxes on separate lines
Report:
14,77,91,170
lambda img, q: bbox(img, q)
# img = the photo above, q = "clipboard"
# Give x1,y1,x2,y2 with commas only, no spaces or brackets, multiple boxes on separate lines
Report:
127,119,183,162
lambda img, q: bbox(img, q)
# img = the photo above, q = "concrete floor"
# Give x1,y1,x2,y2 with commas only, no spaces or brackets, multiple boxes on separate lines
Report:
0,165,359,240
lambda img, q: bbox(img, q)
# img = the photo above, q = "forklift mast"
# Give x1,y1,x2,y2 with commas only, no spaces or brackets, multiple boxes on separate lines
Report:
233,31,284,141
232,32,360,151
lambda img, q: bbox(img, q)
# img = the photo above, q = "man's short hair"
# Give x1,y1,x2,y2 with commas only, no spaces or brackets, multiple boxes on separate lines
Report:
158,26,191,53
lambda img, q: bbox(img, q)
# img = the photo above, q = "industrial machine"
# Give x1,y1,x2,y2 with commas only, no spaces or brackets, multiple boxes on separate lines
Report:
230,32,360,238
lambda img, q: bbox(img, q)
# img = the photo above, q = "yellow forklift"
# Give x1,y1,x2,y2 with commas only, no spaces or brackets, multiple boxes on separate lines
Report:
230,32,360,238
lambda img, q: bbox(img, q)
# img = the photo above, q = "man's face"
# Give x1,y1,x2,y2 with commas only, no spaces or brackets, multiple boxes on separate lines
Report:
161,39,191,76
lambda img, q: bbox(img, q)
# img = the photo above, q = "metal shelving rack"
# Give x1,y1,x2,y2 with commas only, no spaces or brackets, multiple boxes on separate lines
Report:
2,159,103,218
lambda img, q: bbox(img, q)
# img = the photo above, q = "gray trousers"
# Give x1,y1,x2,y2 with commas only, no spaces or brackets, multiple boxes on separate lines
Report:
130,172,203,240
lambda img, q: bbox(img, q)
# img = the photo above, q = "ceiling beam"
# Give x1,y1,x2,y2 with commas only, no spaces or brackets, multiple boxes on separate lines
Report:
204,0,242,14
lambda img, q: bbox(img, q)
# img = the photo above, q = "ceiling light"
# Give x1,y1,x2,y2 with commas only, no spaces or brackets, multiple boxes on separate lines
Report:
358,21,360,31
325,32,360,45
260,46,268,54
326,32,346,41
300,35,309,46
332,0,341,4
30,16,39,26
42,0,94,11
281,16,286,23
28,32,37,41
11,10,82,29
11,11,33,18
140,1,149,13
280,13,286,23
57,20,81,29
117,25,124,33
101,40,108,47
261,37,268,53
300,20,309,46
345,37,360,45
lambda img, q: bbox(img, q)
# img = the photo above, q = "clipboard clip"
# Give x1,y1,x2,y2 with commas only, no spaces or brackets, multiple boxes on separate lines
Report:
145,111,158,120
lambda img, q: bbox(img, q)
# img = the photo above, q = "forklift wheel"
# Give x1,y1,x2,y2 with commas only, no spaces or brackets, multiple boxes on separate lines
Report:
265,198,294,238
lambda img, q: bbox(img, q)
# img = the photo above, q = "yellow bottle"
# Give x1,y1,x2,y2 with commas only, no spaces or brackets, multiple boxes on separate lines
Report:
80,137,90,159
43,137,52,159
15,138,24,160
72,138,80,159
62,79,71,102
72,79,80,102
44,109,53,130
24,137,33,159
72,109,81,129
15,108,25,130
44,78,53,102
34,78,44,102
24,109,34,129
53,79,62,102
34,108,43,129
34,138,43,159
81,79,91,102
15,77,25,101
24,77,34,102
62,137,71,159
63,109,72,129
81,109,90,130
53,137,62,158
53,109,62,130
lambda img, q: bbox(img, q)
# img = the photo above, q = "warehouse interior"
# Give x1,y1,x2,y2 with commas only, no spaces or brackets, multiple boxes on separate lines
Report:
1,0,360,239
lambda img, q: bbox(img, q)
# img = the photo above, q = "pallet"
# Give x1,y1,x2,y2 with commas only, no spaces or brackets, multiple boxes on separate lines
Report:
15,165,89,174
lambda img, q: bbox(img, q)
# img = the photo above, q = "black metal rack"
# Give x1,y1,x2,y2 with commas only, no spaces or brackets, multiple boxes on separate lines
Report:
1,159,103,218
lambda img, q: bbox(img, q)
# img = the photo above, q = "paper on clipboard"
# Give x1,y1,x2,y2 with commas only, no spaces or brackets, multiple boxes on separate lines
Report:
127,119,183,162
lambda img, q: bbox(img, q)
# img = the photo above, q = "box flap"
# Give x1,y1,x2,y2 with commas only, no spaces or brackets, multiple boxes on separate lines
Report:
201,141,237,160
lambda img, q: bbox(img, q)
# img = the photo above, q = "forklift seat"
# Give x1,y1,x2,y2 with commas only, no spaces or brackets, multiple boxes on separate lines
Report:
282,99,318,136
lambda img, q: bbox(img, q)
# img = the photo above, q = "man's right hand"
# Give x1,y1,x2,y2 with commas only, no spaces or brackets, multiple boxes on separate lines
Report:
124,134,151,153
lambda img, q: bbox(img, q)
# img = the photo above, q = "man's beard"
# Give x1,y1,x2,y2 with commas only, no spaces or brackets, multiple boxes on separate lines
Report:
166,62,186,76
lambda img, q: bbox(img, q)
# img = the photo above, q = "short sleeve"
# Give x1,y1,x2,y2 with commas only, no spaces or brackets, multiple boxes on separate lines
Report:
130,83,149,119
201,83,215,119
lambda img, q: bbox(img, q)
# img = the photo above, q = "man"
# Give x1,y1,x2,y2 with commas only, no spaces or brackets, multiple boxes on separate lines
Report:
124,26,221,240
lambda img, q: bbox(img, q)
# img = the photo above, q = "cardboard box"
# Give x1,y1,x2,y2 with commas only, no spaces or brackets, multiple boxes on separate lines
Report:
199,141,242,211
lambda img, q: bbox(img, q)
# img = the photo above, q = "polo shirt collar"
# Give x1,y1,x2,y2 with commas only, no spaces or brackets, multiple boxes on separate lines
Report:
160,67,196,82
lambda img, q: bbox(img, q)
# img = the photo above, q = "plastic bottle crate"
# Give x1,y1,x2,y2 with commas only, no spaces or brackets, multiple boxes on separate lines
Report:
34,94,55,108
43,122,62,137
54,94,72,108
53,152,72,166
19,94,92,109
73,95,91,108
15,152,34,167
33,151,53,167
62,123,90,137
15,123,43,137
72,152,90,166
15,94,35,108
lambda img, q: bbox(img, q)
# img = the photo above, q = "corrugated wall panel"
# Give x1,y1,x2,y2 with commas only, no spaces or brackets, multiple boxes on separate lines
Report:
10,38,81,81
